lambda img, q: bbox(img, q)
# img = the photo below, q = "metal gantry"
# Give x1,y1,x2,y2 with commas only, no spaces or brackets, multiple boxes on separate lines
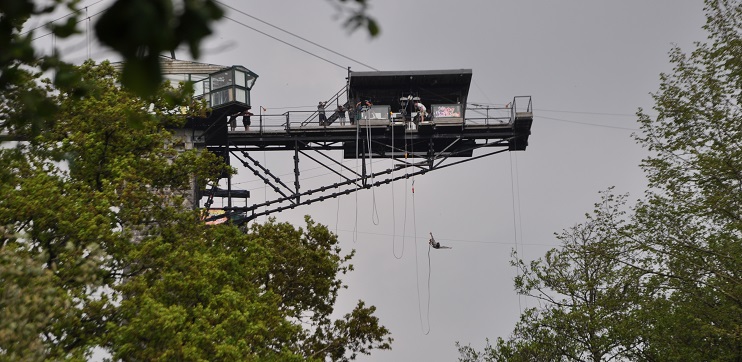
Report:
188,69,533,224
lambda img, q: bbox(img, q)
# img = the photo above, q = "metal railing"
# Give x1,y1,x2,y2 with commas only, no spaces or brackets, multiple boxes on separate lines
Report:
464,104,513,126
228,111,331,135
511,96,533,118
226,96,533,135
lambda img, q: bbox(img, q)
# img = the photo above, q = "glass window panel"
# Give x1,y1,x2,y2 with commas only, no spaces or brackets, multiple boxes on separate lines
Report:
236,88,247,104
163,74,187,83
235,71,246,87
246,75,256,89
369,105,391,119
193,80,205,97
210,70,233,89
211,88,233,107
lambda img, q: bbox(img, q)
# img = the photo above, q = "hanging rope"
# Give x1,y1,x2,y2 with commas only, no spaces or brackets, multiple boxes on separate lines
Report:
427,237,432,330
409,135,430,335
353,118,360,243
336,158,343,235
401,125,411,259
410,132,416,195
368,117,380,225
413,178,430,335
509,152,524,312
392,120,404,259
513,152,527,309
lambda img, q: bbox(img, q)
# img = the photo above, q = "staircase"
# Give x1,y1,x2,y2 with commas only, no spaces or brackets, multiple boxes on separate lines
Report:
323,100,352,126
300,86,349,126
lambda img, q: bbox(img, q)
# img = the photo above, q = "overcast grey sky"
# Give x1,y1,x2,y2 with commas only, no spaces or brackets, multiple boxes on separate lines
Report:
43,0,709,360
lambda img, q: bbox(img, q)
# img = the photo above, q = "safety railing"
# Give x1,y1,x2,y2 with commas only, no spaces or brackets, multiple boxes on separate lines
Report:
510,96,533,119
464,104,513,126
226,97,532,135
227,111,332,135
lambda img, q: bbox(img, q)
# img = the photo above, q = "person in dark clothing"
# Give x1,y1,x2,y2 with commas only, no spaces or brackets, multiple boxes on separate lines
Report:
318,101,327,126
242,106,254,131
355,100,372,123
345,102,354,125
429,232,452,249
228,114,237,131
336,104,346,126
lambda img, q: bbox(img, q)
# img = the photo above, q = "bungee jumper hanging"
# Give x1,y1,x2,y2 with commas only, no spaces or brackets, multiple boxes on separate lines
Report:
429,232,451,250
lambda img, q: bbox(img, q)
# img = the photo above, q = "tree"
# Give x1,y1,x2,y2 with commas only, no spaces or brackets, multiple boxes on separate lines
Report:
460,0,742,360
457,192,648,362
0,59,225,360
629,0,742,358
0,61,391,361
107,217,391,361
249,217,391,361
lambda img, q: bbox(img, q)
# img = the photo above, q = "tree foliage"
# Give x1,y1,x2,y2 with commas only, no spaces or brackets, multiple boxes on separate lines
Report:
629,0,742,358
460,0,742,360
458,192,648,362
0,61,390,361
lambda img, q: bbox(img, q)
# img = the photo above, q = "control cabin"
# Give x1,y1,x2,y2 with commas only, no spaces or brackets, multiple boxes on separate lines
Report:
348,69,472,126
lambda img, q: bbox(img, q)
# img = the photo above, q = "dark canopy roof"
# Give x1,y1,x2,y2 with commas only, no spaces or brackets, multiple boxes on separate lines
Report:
348,69,472,108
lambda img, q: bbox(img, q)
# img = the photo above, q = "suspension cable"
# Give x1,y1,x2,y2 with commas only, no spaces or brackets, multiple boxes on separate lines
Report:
215,0,380,72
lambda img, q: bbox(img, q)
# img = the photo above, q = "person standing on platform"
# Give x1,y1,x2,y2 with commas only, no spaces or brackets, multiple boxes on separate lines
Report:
228,113,237,131
318,101,327,126
347,102,356,125
414,99,426,127
354,101,363,124
242,106,254,131
356,100,372,124
336,104,346,126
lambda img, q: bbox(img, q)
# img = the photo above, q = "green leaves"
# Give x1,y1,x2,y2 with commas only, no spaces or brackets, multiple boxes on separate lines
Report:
631,4,742,358
462,1,742,361
0,61,223,358
176,0,225,59
48,15,79,38
2,61,390,360
504,192,646,362
94,0,224,97
248,217,391,361
108,224,299,361
0,149,116,360
334,0,380,37
2,0,389,357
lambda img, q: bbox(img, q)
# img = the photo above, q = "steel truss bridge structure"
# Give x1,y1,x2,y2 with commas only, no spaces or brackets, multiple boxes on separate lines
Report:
188,69,533,224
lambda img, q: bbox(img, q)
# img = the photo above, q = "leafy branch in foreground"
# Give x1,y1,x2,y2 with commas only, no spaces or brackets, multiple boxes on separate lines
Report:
0,61,391,361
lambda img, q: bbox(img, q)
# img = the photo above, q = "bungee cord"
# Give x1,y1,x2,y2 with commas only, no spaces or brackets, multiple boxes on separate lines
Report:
392,120,404,259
